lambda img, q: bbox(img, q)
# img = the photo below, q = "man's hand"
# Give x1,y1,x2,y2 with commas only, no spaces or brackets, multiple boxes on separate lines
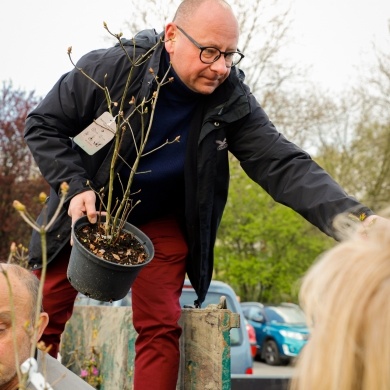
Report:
361,214,390,237
362,214,378,228
68,190,97,245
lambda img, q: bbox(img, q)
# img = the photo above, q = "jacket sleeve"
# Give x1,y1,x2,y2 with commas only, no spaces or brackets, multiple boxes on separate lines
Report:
228,90,373,238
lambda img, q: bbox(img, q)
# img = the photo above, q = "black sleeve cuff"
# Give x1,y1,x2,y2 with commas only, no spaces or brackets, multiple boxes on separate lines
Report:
346,205,375,221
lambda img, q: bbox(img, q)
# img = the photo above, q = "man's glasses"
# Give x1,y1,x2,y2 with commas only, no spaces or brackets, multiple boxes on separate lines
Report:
176,26,244,68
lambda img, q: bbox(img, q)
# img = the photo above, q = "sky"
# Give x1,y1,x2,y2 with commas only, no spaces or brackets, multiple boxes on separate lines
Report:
1,0,389,97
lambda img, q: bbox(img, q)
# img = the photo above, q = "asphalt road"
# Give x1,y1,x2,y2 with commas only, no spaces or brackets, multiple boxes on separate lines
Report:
232,361,294,390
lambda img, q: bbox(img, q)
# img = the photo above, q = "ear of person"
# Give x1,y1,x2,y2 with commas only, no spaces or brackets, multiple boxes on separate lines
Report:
36,313,49,341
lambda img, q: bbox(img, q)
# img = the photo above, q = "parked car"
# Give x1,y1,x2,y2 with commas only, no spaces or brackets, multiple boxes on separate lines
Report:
244,319,258,358
75,279,254,375
240,301,309,365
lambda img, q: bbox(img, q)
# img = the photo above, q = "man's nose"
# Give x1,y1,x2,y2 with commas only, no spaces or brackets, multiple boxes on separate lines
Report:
209,55,228,74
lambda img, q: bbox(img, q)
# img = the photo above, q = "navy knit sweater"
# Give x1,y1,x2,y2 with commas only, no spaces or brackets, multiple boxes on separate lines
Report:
117,51,201,226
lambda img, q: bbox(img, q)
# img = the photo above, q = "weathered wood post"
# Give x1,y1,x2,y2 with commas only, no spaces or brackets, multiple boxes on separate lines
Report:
179,307,240,389
61,305,240,389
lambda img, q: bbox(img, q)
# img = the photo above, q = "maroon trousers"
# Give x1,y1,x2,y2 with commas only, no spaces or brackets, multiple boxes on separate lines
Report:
34,216,188,390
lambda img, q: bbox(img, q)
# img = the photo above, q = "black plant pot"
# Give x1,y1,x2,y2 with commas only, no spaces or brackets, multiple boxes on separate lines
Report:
67,215,154,302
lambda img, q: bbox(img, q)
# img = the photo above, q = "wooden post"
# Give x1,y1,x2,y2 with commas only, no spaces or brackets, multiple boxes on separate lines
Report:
61,305,239,389
179,308,240,390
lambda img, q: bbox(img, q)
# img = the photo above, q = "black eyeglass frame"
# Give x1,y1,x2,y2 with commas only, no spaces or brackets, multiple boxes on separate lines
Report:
176,25,244,68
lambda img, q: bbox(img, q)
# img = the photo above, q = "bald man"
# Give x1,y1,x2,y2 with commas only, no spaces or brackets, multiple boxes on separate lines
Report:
0,264,93,390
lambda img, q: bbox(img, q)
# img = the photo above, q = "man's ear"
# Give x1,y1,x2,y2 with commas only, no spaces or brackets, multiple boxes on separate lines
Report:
36,312,49,341
165,23,176,53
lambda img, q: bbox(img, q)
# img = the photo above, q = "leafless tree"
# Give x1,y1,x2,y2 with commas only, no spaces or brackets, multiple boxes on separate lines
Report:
315,28,390,210
0,81,48,260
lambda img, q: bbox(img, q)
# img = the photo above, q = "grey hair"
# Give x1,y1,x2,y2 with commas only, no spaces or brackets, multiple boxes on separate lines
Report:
0,263,41,325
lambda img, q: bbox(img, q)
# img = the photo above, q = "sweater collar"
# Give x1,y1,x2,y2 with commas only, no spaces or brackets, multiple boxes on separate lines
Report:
161,50,201,101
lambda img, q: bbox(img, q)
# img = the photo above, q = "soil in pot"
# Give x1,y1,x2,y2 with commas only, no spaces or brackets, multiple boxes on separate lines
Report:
76,222,149,266
68,216,154,302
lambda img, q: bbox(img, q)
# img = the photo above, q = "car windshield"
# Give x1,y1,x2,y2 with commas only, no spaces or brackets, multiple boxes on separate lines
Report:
265,306,307,325
180,291,242,346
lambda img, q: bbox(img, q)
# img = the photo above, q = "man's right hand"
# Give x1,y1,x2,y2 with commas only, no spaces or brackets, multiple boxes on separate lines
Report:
68,190,97,245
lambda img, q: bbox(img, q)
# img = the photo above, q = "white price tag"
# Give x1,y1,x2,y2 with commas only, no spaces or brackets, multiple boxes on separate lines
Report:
73,111,117,155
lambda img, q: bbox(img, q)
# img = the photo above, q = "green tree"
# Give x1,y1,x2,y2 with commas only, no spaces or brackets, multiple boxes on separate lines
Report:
214,157,333,303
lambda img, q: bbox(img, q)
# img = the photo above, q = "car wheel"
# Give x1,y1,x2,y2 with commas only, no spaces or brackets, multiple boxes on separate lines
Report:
264,340,281,365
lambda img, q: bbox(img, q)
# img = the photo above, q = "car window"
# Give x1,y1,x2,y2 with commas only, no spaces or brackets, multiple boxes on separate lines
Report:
251,307,263,320
265,307,285,322
180,291,242,346
265,306,306,324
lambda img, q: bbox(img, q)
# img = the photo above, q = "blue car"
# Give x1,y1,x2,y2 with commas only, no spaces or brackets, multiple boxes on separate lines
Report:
240,302,309,365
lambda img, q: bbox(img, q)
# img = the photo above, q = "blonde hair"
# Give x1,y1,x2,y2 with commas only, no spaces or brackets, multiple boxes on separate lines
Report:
290,218,390,390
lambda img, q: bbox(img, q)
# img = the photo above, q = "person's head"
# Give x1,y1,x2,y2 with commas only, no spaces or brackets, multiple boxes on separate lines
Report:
0,264,49,388
291,219,390,390
164,0,242,94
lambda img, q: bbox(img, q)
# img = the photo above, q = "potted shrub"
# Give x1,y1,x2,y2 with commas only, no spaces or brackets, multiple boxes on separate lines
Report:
65,24,177,301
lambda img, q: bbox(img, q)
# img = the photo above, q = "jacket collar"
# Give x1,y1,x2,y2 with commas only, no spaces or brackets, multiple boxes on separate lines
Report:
201,67,251,124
